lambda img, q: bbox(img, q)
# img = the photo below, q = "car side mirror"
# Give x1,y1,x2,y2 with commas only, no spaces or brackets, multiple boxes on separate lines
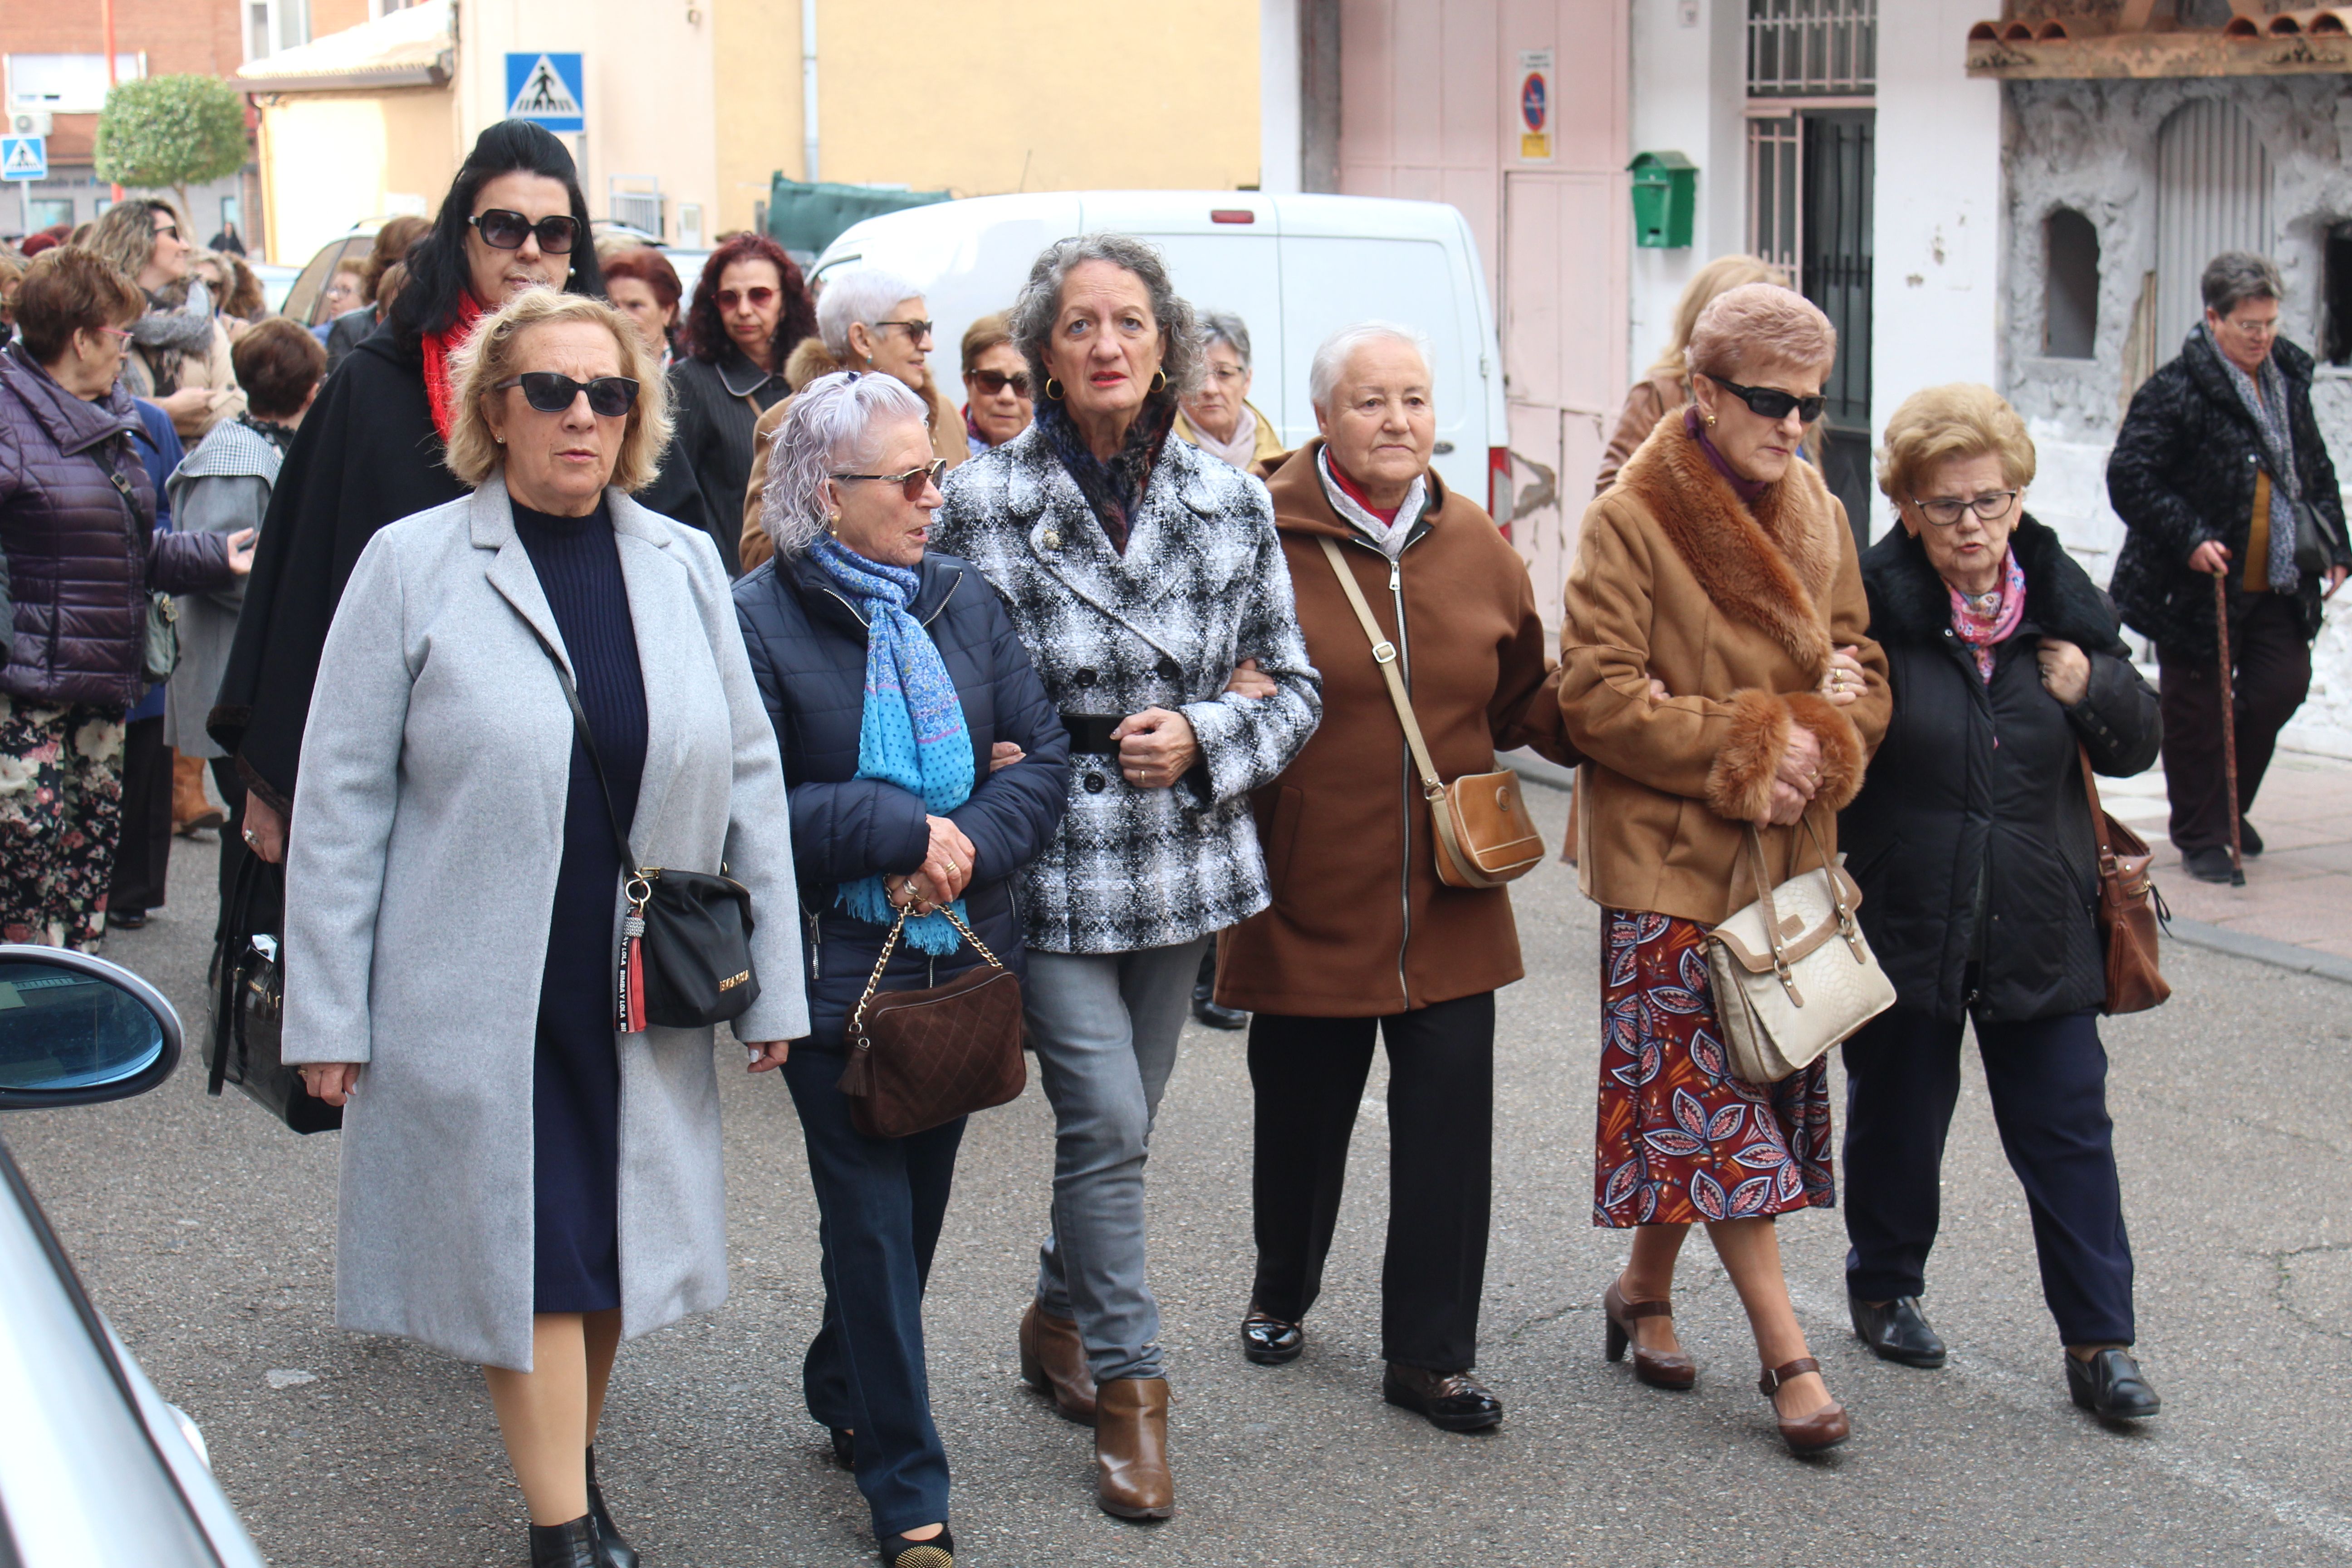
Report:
0,946,183,1110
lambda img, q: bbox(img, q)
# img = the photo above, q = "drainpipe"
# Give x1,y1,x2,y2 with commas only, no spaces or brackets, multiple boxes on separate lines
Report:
801,0,820,182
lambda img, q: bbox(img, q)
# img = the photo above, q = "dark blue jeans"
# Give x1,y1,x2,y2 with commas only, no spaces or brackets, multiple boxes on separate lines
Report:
1841,1005,2136,1346
782,1049,965,1540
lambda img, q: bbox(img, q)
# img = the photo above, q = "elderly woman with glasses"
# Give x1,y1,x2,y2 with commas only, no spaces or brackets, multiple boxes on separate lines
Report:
738,267,971,571
960,311,1034,451
668,234,817,573
1838,383,2163,1422
733,371,1069,1568
282,288,804,1568
1175,310,1284,472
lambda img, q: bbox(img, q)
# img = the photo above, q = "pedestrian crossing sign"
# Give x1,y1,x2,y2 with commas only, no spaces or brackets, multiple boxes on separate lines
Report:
504,53,584,132
1,135,45,182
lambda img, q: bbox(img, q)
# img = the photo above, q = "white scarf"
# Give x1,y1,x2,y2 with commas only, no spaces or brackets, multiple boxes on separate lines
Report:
1316,446,1426,561
1188,401,1260,471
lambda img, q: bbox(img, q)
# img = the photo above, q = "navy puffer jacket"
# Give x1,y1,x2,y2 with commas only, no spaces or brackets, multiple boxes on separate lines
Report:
0,343,233,708
734,548,1070,1049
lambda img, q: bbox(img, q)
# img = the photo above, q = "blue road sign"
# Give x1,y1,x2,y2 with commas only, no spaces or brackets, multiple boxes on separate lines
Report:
505,53,584,133
1,136,47,182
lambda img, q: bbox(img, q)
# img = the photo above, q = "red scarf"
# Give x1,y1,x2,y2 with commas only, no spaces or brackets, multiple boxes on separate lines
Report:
421,292,487,441
1324,453,1401,524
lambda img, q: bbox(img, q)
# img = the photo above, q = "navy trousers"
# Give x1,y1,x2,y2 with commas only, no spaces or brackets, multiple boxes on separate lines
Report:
1840,1005,2136,1346
782,1049,964,1540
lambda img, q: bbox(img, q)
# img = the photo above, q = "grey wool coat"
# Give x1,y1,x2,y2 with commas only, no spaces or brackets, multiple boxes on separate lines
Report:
163,419,279,757
931,421,1321,953
283,475,808,1372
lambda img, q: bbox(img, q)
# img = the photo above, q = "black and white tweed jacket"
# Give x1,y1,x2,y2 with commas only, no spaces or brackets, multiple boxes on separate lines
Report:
933,422,1322,955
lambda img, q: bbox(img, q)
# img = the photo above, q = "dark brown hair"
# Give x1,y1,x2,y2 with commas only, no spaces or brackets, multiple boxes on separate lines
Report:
600,246,683,312
15,246,144,361
231,317,328,420
362,216,431,304
682,232,815,366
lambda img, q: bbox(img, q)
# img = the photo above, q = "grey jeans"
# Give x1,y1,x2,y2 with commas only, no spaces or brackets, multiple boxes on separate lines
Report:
1025,936,1210,1384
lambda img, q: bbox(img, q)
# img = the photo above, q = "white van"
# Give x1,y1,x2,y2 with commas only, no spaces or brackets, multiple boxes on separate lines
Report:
810,191,1509,517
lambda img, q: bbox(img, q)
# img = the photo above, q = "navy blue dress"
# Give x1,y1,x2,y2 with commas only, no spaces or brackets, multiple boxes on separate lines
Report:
514,500,648,1314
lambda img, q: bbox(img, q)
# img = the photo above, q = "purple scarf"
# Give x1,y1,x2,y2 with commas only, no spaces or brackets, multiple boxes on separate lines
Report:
1685,406,1769,505
1949,548,2027,683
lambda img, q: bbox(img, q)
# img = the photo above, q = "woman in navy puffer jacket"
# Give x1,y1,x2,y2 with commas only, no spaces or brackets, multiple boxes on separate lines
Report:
0,248,248,949
732,372,1065,1568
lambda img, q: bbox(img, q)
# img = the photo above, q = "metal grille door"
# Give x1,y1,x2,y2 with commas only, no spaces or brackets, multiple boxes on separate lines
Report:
2156,99,2274,344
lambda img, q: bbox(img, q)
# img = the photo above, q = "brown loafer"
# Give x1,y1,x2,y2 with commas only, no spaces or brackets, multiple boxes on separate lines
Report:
1760,1356,1850,1455
1093,1377,1174,1519
1603,1279,1696,1389
1018,1301,1097,1426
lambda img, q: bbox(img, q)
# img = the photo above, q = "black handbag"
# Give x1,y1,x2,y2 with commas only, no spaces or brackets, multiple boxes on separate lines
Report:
526,626,761,1032
206,848,342,1134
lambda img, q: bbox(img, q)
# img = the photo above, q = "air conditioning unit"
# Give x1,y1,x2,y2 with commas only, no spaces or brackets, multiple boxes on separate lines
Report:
9,110,53,138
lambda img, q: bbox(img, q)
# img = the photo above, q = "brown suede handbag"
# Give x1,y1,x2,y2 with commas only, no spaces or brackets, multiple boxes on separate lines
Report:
2079,745,2171,1015
837,902,1026,1139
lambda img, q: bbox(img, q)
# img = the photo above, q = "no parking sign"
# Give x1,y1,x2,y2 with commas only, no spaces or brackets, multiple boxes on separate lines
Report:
1516,49,1554,162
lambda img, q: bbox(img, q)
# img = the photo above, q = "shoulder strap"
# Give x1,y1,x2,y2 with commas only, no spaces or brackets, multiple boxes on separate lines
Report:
523,619,640,873
2078,741,2115,862
1317,535,1441,799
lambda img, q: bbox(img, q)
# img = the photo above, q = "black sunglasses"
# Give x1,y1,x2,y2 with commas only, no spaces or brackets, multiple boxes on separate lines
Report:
470,209,580,255
832,458,947,501
1703,372,1825,424
497,372,639,417
969,368,1032,397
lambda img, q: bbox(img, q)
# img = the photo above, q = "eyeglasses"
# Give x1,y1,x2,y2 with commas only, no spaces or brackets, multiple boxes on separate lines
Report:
469,209,580,255
1703,372,1825,424
1203,364,1247,384
717,286,778,311
875,319,933,341
969,368,1032,397
2219,314,2279,338
832,458,947,500
151,221,181,241
1909,490,2019,528
496,372,640,417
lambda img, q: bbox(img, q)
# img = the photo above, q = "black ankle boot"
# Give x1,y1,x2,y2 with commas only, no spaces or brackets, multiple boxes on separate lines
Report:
586,1446,638,1568
878,1525,954,1567
528,1515,603,1568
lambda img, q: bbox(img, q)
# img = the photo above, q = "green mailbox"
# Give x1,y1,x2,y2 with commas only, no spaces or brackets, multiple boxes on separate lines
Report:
1629,152,1697,249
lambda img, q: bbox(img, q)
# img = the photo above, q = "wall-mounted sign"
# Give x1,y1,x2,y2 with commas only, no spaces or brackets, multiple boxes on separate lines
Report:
505,52,584,132
1516,49,1554,162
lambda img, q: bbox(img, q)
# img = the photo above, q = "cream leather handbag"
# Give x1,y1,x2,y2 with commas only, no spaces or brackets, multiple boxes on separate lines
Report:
1704,816,1896,1083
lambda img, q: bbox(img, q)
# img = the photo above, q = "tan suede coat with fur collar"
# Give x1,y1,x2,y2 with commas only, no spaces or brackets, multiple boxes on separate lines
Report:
1561,410,1889,926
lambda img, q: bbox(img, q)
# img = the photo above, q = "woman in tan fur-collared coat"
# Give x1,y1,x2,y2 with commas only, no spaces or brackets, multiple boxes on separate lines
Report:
1560,283,1888,1457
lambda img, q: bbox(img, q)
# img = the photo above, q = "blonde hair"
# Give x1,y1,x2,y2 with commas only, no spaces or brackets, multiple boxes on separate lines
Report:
445,291,673,494
1876,382,2036,501
1687,283,1836,384
1648,255,1787,378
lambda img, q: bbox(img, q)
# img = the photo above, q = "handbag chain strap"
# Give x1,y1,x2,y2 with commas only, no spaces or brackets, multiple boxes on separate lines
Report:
848,900,1004,1047
1317,536,1444,802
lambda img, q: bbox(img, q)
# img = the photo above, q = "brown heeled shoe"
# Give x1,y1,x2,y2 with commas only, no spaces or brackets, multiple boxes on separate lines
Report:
1018,1301,1098,1426
1759,1357,1850,1455
1603,1279,1696,1389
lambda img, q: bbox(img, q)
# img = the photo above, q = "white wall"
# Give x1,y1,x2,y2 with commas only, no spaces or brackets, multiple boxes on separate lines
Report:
1259,0,1300,194
1624,0,1747,380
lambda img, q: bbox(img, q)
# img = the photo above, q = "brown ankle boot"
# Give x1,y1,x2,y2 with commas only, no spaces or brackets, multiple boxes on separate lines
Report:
1093,1377,1173,1519
1017,1301,1097,1425
173,753,225,834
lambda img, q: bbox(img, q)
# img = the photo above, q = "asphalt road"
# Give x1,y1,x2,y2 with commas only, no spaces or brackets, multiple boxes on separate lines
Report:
9,783,2352,1568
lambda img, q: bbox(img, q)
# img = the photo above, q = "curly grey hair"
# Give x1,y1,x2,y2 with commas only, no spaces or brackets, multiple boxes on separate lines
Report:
2201,250,2283,318
1010,233,1203,402
758,370,931,559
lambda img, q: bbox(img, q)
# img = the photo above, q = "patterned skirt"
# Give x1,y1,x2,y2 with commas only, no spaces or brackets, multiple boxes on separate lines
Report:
1592,909,1834,1228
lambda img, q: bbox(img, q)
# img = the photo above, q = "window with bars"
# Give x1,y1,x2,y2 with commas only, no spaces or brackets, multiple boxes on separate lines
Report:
1747,0,1876,98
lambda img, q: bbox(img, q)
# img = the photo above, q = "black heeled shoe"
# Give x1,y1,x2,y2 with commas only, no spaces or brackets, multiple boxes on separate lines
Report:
528,1516,604,1568
879,1525,954,1567
585,1446,638,1568
1240,1304,1303,1365
829,1427,856,1470
1848,1294,1947,1369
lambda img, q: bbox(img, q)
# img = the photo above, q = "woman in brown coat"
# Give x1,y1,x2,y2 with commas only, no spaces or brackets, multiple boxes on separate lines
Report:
1216,322,1576,1433
1593,255,1784,495
1561,283,1887,1455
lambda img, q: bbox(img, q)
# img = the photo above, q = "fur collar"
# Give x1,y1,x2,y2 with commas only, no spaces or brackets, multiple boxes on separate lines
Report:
1860,512,2127,657
1613,408,1843,677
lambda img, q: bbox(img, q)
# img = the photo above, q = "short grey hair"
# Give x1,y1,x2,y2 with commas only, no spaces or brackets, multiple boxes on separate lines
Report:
759,371,930,559
2202,250,2283,318
816,267,921,361
1199,310,1252,370
1010,233,1203,400
1308,321,1433,413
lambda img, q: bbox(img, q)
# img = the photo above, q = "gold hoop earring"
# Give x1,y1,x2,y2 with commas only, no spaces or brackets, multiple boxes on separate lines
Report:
1044,378,1064,401
1150,369,1167,394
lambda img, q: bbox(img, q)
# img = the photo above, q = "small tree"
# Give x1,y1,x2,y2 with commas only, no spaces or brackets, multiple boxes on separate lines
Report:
93,74,250,221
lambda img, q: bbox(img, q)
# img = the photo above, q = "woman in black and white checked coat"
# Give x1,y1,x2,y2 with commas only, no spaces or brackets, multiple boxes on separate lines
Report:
931,233,1319,1522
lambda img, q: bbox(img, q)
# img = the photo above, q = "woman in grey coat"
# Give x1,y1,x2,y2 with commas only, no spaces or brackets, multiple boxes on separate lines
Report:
284,290,805,1568
931,233,1320,1522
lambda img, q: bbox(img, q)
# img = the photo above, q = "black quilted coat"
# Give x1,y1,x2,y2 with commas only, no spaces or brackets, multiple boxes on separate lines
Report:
732,548,1070,1049
2107,328,2350,661
0,342,234,708
1838,516,2161,1024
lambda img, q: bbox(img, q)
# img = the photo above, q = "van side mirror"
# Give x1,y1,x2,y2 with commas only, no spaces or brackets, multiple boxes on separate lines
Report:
0,948,183,1110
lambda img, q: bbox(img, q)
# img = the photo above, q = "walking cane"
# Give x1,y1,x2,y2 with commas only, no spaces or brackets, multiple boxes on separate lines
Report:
2213,570,2247,887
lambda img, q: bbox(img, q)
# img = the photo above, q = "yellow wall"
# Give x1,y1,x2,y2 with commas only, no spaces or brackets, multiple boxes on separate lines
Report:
713,0,804,237
256,88,457,265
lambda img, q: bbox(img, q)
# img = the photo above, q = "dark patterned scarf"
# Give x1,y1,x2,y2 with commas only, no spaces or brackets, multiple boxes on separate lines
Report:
237,414,299,455
1034,392,1178,555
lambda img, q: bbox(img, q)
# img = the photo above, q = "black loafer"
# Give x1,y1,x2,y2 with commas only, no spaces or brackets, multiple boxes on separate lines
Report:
109,910,149,930
1240,1305,1303,1365
1382,1363,1502,1432
1191,988,1248,1030
2067,1347,2161,1420
2239,819,2264,857
828,1427,856,1470
1849,1294,1947,1369
2183,846,2238,883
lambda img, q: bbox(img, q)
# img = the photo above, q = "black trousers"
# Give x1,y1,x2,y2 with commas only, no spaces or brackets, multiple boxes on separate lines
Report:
108,716,173,916
1841,1004,2135,1347
2158,590,2312,854
1247,990,1494,1372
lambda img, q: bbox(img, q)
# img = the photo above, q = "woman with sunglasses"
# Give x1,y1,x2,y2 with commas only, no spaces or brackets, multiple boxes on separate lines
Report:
733,370,1068,1568
1837,383,2163,1422
959,312,1034,451
86,198,248,441
667,234,817,573
1560,281,1887,1456
283,289,804,1568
